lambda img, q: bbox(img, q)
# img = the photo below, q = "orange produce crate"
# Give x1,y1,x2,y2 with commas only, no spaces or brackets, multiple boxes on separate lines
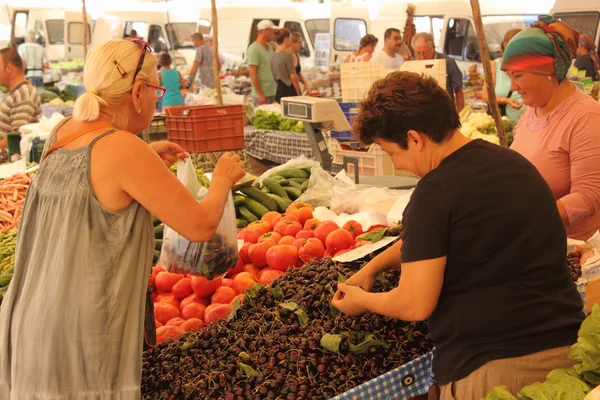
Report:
164,104,244,153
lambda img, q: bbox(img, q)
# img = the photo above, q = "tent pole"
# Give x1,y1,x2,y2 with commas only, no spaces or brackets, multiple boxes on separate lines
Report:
469,0,507,147
82,0,88,60
211,0,223,106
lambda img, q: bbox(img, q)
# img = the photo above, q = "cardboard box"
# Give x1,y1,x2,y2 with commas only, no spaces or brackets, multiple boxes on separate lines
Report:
584,277,600,314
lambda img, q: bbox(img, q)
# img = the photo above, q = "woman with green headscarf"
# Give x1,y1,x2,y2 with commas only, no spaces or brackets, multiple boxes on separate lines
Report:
503,16,600,241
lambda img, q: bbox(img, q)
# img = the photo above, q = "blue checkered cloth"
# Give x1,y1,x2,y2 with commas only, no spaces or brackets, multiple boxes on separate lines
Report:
332,350,435,400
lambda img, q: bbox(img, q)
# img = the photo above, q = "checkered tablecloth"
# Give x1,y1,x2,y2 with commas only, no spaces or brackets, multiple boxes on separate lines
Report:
244,126,313,165
332,350,435,400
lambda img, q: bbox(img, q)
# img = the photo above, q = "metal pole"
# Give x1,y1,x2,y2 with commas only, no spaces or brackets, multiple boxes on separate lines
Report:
82,0,88,60
469,0,507,147
211,0,223,105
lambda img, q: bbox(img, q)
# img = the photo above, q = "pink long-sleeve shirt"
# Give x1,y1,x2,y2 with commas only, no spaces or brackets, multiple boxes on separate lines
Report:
511,88,600,241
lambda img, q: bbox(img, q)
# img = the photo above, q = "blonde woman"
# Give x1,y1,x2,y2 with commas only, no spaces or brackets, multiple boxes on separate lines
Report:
0,39,245,399
345,34,378,63
289,32,309,91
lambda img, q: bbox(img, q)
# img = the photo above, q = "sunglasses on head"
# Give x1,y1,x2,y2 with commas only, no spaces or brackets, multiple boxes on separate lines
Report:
114,38,166,99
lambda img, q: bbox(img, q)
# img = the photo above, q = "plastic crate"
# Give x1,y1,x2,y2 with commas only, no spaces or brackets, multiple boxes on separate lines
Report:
341,62,387,103
328,138,395,176
330,102,360,141
164,104,244,153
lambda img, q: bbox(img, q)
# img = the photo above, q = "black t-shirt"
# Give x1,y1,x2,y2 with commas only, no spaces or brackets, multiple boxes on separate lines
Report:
401,139,585,385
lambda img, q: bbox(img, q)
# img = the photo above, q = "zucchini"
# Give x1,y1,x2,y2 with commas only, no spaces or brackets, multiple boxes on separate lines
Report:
240,186,278,212
252,181,261,189
239,206,259,222
153,251,161,262
277,178,289,186
267,194,293,213
154,224,164,239
261,186,271,193
244,198,271,218
155,239,163,251
301,180,309,192
263,177,289,199
283,186,302,200
236,219,248,229
233,194,246,207
0,273,12,287
288,178,307,185
274,168,310,179
288,181,303,190
152,215,162,227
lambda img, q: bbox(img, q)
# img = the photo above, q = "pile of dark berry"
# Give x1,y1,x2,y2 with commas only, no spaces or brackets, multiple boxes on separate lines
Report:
567,251,583,282
142,257,434,400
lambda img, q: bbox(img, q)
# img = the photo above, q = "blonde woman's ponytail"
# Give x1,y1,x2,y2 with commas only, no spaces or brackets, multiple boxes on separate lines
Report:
73,91,108,121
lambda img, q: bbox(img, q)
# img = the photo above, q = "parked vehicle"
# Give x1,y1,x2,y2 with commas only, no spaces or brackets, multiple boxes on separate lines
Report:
552,0,599,51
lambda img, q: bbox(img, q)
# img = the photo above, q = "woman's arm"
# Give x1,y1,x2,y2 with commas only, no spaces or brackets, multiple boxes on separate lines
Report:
158,71,162,86
290,73,301,96
298,71,309,91
178,72,186,90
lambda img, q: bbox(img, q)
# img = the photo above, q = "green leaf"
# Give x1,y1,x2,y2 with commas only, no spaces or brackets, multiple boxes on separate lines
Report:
246,284,264,299
279,302,299,311
320,333,344,353
271,287,284,300
238,352,251,361
228,297,242,321
348,334,389,354
482,386,517,400
329,303,341,318
337,272,347,283
357,228,388,243
294,307,309,328
238,362,260,377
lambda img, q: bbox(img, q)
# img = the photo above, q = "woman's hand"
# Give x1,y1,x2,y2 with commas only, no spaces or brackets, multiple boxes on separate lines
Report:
344,262,377,292
212,152,246,186
331,283,368,315
149,141,189,168
507,98,523,109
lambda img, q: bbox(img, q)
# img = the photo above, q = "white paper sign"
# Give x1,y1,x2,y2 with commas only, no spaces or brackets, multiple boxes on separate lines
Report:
333,236,399,263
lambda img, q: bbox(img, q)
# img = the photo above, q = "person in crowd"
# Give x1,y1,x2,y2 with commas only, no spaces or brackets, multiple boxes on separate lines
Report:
412,32,464,111
481,29,524,122
345,34,378,63
0,38,245,399
574,34,600,81
149,28,167,53
205,34,226,68
0,48,41,149
187,32,218,89
502,16,600,241
332,71,585,400
158,52,185,110
289,32,309,91
271,28,300,103
128,29,140,39
248,20,278,105
17,29,48,87
371,28,404,70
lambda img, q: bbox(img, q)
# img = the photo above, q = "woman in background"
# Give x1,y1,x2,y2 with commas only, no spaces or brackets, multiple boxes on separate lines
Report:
271,28,301,102
289,32,309,93
345,34,378,63
574,34,600,81
158,53,185,110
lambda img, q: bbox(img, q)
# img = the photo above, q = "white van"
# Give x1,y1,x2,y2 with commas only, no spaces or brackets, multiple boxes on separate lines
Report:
552,0,599,49
0,6,92,61
329,2,371,65
371,0,552,73
199,2,330,69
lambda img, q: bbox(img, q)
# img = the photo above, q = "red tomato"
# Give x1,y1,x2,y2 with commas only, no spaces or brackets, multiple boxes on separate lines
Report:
314,220,340,244
221,278,234,288
232,272,260,294
325,229,355,254
286,202,314,225
243,263,262,278
150,265,165,289
211,286,237,304
226,258,245,278
154,303,181,325
204,303,232,325
261,211,282,228
238,243,251,265
155,294,181,309
293,238,308,250
191,276,222,297
180,318,205,332
272,213,300,227
367,224,388,232
295,229,314,239
181,302,206,320
274,220,303,237
248,240,276,268
155,319,163,328
156,325,184,344
258,268,285,285
180,293,209,311
298,238,325,263
154,271,185,292
171,277,194,300
303,218,321,231
247,220,272,233
278,236,296,246
266,245,299,271
237,228,266,244
259,231,283,244
166,317,186,326
343,220,364,238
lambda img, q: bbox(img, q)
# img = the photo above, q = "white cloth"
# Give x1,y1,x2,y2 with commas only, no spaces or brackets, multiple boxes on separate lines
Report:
17,43,47,78
372,50,405,70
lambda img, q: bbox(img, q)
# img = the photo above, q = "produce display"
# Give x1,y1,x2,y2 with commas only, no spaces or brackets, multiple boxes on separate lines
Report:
142,256,435,399
0,173,32,233
484,304,600,400
0,229,17,305
234,168,312,228
38,86,78,106
252,110,305,133
459,106,516,146
567,252,583,282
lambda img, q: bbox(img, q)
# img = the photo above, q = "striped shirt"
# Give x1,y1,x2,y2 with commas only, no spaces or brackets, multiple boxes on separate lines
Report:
17,43,47,78
0,81,42,138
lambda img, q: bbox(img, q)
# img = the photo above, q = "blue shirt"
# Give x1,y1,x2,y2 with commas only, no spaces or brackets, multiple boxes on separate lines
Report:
160,68,183,107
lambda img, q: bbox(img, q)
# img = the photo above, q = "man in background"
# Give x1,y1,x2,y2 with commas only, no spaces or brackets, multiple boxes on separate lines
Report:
187,32,219,89
372,28,405,70
0,49,41,149
17,30,48,87
205,35,226,68
412,32,464,111
248,20,277,105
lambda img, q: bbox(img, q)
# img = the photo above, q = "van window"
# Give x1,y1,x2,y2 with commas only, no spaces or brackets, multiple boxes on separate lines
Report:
46,20,64,45
554,12,599,43
12,11,28,45
334,18,367,51
125,22,148,40
67,22,91,45
445,18,471,60
284,21,310,57
166,23,197,49
249,19,280,46
148,24,167,52
199,19,212,35
306,19,329,47
414,16,444,49
482,15,538,60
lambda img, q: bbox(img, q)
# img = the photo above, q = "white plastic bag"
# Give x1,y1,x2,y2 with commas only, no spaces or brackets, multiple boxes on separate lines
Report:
160,159,239,279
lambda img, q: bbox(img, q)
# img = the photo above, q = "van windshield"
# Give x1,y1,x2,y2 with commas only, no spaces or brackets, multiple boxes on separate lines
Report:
306,19,330,47
554,12,599,41
482,15,539,59
46,19,65,45
166,22,196,49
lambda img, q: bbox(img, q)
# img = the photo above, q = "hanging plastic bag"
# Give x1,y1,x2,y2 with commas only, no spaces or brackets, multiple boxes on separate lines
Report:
160,158,239,280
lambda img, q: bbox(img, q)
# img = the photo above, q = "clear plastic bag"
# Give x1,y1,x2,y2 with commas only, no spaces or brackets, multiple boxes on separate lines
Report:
160,159,239,279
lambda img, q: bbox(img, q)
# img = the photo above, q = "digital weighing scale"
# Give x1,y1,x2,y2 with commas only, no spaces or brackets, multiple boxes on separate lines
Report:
280,96,419,190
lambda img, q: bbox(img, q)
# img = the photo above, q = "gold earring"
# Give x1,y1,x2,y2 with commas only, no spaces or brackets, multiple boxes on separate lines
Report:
136,109,141,115
547,76,552,81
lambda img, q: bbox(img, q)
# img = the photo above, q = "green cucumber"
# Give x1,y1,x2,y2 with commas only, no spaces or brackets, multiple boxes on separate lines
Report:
261,186,271,193
243,198,271,218
154,224,164,239
239,186,277,211
239,206,259,222
267,193,293,213
288,181,303,190
277,178,289,186
283,186,302,200
301,180,309,192
0,273,12,287
288,178,307,184
233,194,246,207
155,239,163,251
152,215,162,227
236,219,248,229
263,177,289,199
274,168,310,179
